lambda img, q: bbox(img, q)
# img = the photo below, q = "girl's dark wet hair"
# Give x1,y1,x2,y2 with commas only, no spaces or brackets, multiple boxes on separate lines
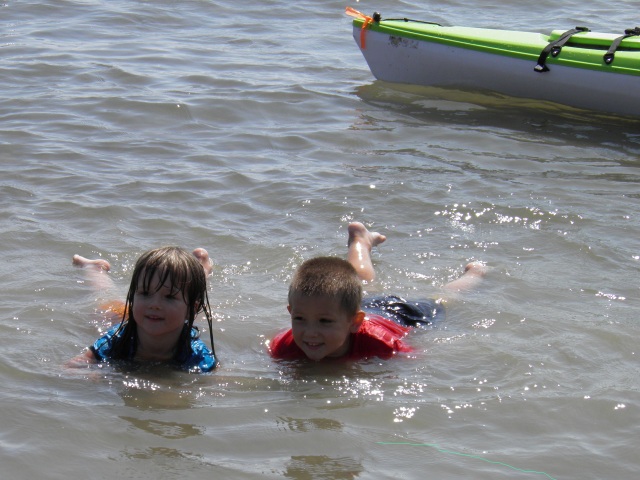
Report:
288,256,363,316
109,246,215,362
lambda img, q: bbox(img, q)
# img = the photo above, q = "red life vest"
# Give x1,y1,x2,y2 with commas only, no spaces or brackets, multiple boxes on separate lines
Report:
269,314,412,360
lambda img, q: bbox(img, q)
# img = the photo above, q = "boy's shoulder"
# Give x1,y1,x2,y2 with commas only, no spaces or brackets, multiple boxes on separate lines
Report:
361,314,412,335
350,314,413,359
268,328,306,360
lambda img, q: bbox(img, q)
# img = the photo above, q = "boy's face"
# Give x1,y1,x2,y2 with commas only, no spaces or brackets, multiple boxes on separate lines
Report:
288,293,363,361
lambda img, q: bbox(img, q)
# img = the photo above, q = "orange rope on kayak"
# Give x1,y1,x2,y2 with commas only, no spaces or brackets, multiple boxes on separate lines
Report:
345,7,374,49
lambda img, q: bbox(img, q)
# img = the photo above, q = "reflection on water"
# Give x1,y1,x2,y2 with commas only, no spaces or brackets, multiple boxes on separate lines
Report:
355,82,640,155
118,374,204,411
283,455,363,480
118,446,217,477
122,446,205,461
277,417,343,433
121,416,204,439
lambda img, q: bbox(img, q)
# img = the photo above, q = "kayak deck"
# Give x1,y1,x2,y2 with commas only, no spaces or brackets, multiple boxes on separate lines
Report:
352,17,640,76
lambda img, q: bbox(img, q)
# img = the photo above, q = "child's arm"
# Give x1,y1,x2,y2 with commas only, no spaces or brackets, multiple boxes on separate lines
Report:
65,348,98,368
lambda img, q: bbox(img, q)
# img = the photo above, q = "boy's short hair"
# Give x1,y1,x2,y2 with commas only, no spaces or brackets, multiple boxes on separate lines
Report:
288,256,363,316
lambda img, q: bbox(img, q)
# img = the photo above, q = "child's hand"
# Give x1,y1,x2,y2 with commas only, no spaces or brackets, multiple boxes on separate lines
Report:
65,349,98,368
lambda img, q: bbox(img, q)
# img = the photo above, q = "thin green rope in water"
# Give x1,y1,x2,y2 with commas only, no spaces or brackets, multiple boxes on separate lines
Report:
377,442,557,480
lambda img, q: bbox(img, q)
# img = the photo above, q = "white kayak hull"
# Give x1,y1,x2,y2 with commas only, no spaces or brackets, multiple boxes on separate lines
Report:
353,25,640,117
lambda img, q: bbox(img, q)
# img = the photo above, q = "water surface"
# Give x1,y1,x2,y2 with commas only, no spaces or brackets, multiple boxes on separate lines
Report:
1,1,638,478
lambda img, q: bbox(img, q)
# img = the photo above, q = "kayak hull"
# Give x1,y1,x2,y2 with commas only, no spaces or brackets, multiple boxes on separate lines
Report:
352,22,640,117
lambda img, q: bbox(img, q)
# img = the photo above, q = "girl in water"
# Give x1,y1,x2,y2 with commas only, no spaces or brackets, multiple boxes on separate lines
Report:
69,246,218,373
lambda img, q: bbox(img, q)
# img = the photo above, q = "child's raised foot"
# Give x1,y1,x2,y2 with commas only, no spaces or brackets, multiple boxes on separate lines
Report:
192,248,213,276
348,222,386,251
442,261,488,294
463,261,489,278
72,254,110,272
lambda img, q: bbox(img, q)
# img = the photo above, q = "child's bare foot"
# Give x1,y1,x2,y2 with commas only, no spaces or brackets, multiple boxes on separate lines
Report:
348,222,386,252
347,222,386,283
443,261,488,293
192,248,213,276
72,255,110,272
463,261,488,278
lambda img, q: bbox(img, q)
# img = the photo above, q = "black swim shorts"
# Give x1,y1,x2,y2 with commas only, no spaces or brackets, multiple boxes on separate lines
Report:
362,295,445,327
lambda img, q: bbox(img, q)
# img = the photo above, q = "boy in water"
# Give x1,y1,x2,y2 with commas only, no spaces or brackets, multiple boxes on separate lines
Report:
268,222,486,361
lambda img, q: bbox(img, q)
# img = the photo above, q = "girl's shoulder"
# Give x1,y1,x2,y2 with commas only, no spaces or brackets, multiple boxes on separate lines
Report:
91,323,125,361
184,327,217,372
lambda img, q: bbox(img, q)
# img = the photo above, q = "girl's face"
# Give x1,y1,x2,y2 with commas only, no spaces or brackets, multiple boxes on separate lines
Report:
132,269,189,342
